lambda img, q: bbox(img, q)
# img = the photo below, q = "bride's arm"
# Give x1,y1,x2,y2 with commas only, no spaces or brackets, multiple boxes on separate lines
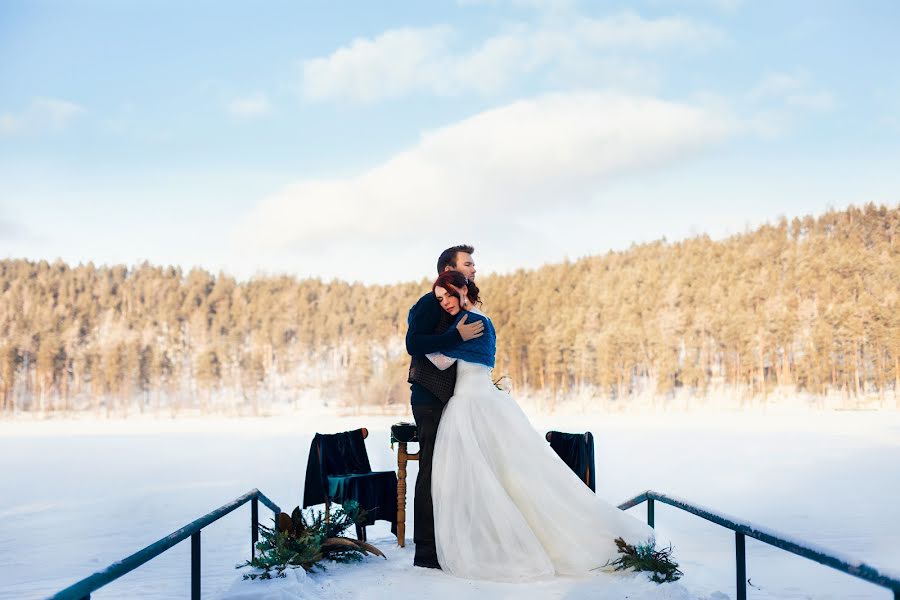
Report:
425,352,457,370
427,313,490,369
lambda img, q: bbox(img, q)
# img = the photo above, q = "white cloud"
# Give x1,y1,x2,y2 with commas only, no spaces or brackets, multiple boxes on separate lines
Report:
300,13,723,102
302,26,455,102
228,93,271,117
571,13,723,51
32,98,83,125
749,72,806,101
746,72,835,130
456,0,575,9
881,115,900,132
708,0,743,11
744,108,792,140
748,72,835,111
237,92,738,268
650,0,743,12
746,72,837,139
786,92,835,112
0,217,29,241
0,114,17,134
0,97,84,135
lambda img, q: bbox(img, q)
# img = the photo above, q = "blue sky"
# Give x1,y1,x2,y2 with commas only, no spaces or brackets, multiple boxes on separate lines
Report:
1,0,899,283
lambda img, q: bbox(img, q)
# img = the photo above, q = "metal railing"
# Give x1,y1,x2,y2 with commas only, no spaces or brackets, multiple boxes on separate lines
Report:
48,488,280,600
47,486,899,598
618,490,900,600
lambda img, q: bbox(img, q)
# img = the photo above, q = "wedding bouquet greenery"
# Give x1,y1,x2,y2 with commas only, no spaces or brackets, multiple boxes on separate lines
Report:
601,537,683,583
237,500,385,580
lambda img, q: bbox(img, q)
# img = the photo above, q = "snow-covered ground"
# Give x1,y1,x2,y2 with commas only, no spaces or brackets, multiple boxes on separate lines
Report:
1,407,898,599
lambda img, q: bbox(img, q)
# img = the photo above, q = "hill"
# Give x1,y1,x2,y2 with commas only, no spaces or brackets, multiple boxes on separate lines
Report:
0,203,897,414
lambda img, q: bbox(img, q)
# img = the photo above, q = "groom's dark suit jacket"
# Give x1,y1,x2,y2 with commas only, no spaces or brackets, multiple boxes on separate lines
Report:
406,292,462,405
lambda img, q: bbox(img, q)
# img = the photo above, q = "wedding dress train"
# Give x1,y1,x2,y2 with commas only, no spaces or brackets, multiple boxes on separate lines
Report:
431,360,654,582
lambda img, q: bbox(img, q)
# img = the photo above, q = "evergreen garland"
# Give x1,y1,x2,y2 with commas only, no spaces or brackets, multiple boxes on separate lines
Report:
602,537,683,583
237,500,386,580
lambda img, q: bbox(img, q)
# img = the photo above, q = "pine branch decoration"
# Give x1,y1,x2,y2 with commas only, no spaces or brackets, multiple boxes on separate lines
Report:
601,537,683,583
236,500,385,580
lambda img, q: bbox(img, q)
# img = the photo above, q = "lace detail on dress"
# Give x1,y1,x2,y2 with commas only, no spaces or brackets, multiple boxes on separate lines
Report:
426,352,457,371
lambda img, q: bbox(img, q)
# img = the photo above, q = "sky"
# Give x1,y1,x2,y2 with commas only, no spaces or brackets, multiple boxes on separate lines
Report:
1,0,899,284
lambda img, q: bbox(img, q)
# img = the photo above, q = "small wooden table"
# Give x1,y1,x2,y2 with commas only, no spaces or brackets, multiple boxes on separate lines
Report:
391,422,419,547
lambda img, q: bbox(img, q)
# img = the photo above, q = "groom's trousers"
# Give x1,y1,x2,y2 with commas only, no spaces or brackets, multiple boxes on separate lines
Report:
411,400,445,566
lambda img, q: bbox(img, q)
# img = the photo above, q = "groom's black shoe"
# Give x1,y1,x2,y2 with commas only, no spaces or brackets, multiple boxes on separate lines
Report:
413,557,442,570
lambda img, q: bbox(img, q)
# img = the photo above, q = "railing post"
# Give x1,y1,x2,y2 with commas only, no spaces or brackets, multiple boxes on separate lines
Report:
251,496,259,560
735,532,746,600
647,498,655,528
191,531,201,600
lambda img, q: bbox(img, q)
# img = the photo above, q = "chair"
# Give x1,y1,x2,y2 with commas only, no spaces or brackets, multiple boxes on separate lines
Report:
545,431,596,492
390,421,419,547
303,427,398,541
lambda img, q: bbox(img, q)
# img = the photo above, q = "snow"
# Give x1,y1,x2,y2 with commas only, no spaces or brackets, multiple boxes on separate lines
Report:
218,552,717,600
0,407,898,600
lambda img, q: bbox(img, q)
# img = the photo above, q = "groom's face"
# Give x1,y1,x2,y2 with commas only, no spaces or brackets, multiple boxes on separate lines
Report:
446,252,476,281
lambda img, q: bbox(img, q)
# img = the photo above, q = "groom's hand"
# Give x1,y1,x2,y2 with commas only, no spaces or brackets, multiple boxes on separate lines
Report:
456,315,484,341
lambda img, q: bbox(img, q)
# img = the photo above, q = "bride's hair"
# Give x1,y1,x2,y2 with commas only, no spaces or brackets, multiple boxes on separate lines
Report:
433,270,481,308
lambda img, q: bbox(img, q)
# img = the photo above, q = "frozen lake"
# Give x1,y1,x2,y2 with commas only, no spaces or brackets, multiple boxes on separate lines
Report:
1,408,898,599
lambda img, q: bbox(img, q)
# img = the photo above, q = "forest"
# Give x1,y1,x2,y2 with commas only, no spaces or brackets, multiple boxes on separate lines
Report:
0,203,897,415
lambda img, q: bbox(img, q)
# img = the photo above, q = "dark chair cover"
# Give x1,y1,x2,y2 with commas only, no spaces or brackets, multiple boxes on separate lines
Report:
546,431,596,492
390,422,418,444
303,429,398,532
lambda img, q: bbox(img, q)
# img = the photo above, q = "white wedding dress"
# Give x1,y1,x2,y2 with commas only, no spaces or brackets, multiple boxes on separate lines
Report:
430,318,654,582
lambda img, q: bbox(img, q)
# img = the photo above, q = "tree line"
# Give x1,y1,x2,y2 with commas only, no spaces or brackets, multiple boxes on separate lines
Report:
0,203,897,415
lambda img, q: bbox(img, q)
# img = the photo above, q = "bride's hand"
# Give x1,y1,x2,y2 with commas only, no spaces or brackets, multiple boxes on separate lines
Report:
456,314,484,341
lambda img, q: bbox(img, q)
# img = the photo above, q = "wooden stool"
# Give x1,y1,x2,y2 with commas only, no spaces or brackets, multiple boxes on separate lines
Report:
390,422,419,547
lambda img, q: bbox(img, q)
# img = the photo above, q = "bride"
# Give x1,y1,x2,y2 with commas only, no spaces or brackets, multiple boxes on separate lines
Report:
426,270,654,582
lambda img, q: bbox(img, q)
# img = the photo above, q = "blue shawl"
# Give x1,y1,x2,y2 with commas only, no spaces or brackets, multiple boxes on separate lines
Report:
441,310,496,368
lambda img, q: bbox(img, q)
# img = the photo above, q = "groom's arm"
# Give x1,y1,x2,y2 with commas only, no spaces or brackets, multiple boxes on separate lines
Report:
405,295,464,356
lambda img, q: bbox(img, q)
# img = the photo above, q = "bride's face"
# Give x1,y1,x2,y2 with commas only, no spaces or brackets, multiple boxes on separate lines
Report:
434,285,462,315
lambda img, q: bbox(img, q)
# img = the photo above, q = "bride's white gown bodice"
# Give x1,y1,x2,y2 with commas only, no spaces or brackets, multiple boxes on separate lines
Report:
432,359,653,582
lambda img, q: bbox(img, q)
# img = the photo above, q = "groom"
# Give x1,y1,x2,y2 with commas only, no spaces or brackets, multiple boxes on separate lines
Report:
406,244,482,569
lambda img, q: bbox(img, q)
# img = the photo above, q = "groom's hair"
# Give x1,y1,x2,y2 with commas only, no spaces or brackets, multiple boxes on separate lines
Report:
433,270,481,307
436,244,474,274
